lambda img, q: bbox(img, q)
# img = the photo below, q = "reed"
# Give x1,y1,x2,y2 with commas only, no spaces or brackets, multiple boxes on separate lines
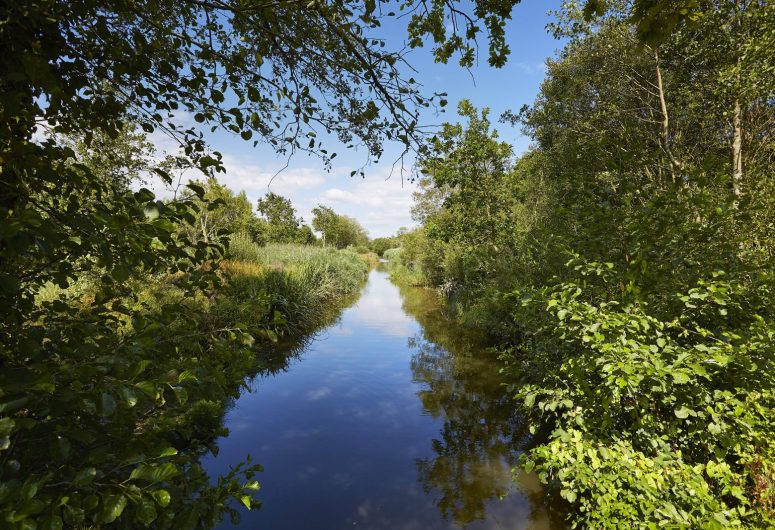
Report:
218,236,369,338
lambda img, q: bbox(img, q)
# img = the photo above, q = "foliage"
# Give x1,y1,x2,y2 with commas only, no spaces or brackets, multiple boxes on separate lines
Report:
0,0,571,526
505,259,775,527
256,192,316,245
2,0,769,526
181,178,263,244
402,1,775,526
60,124,156,190
227,232,266,263
382,248,403,262
311,205,369,249
369,237,399,256
218,242,368,338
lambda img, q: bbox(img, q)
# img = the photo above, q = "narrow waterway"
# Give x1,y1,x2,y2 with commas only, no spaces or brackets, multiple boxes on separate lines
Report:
205,268,559,529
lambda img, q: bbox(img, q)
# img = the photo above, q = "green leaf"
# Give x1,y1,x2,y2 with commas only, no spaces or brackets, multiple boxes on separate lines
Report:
243,480,260,491
0,396,30,414
120,387,138,407
186,183,206,198
674,406,692,419
177,370,198,383
130,360,152,379
151,490,171,507
99,494,127,524
157,446,178,458
171,386,188,404
560,489,577,503
129,463,180,483
135,380,158,399
136,497,158,525
73,467,97,486
672,372,690,384
239,495,253,509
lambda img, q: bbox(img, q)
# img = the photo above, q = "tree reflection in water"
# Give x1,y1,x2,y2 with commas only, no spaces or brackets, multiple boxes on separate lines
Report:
401,282,552,528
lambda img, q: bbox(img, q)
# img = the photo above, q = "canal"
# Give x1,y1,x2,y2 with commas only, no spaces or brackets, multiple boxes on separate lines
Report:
205,268,559,529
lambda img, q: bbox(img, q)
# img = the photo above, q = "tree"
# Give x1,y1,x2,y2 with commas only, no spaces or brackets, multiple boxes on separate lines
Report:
413,101,515,287
311,205,368,249
63,124,156,191
182,177,261,244
402,3,775,526
0,0,543,527
5,0,751,526
256,192,315,244
370,236,398,256
311,205,338,248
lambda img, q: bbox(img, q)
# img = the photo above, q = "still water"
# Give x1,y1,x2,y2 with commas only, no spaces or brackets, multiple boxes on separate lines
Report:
205,269,559,529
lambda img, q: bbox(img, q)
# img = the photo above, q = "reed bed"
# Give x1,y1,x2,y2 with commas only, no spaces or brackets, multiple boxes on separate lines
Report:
217,235,369,338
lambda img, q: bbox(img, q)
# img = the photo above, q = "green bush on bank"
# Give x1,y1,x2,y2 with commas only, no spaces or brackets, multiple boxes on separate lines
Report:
14,234,367,529
503,259,775,527
382,247,402,261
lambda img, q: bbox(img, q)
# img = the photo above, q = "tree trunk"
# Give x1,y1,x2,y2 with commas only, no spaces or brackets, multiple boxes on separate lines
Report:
201,212,209,242
731,99,743,197
654,51,682,181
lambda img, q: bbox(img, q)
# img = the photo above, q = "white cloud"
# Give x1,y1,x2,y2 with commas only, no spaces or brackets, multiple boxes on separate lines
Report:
320,188,360,203
311,166,419,237
513,61,547,76
219,154,326,197
140,139,418,237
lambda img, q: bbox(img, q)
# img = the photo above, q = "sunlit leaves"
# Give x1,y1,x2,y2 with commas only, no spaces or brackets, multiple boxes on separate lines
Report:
99,494,127,524
129,463,180,484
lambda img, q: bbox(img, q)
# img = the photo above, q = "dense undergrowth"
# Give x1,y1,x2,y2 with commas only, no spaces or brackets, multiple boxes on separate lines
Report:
3,199,368,529
389,3,775,527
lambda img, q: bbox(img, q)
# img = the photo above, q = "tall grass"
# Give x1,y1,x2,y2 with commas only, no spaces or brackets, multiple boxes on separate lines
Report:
382,247,429,287
218,235,369,338
382,247,402,261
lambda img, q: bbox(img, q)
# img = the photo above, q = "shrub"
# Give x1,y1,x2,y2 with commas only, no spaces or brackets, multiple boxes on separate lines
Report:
382,247,402,261
504,259,775,528
226,232,263,262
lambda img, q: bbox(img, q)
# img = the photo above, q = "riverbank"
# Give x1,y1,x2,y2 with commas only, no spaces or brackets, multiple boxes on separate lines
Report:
219,240,371,339
22,243,370,528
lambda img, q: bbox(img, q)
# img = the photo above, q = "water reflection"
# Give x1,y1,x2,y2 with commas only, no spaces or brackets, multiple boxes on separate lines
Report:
400,284,558,529
205,270,562,529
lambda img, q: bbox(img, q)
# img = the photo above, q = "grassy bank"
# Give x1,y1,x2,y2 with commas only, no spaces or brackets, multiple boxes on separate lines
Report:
219,235,370,340
383,247,428,288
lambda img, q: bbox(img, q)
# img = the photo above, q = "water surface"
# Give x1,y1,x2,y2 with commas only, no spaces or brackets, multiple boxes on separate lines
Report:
206,269,559,529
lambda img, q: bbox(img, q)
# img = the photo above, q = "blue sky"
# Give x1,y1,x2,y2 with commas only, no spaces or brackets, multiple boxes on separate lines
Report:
150,0,565,237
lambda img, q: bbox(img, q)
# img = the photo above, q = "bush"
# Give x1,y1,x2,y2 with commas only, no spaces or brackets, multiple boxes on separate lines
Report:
226,232,264,262
504,259,775,528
